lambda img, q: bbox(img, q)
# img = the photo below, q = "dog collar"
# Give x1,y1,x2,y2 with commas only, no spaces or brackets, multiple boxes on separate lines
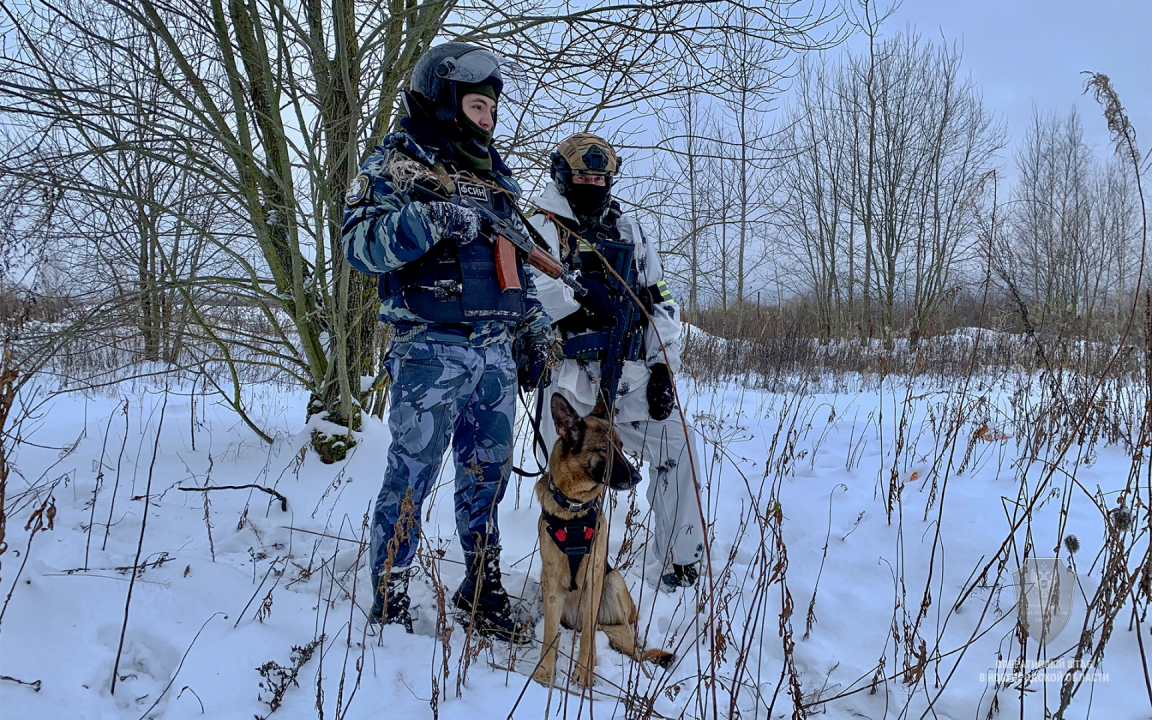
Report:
547,478,601,514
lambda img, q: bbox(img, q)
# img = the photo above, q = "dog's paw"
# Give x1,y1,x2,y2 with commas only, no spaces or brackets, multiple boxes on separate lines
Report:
572,666,595,688
532,665,555,687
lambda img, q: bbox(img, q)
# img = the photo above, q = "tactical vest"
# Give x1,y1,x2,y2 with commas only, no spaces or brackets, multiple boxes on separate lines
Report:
555,212,647,363
378,171,527,324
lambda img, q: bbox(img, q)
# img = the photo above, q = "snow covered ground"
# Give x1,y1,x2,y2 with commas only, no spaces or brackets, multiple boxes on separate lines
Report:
0,371,1147,719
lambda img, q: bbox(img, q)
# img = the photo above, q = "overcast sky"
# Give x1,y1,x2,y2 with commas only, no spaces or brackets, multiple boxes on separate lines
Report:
872,0,1151,171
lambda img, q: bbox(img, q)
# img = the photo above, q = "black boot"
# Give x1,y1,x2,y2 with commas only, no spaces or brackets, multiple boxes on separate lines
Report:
370,568,414,633
452,544,533,644
661,563,699,590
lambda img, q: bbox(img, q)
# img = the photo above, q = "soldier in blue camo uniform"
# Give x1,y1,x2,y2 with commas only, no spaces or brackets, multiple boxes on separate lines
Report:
343,43,552,641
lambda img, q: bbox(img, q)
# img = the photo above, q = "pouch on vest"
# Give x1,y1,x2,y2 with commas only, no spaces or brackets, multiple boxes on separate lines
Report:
375,170,528,323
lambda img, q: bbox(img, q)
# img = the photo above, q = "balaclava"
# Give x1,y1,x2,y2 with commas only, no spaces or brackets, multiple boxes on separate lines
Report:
550,133,620,222
451,81,497,172
566,183,611,221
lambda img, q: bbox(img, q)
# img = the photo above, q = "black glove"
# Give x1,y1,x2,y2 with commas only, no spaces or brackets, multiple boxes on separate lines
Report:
518,339,552,392
577,274,616,321
646,363,675,421
426,201,490,245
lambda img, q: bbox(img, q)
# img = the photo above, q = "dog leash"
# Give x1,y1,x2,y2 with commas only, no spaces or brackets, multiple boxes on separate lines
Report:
511,386,552,478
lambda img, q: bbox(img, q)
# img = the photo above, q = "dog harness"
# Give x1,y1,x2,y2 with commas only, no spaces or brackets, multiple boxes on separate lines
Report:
542,480,609,588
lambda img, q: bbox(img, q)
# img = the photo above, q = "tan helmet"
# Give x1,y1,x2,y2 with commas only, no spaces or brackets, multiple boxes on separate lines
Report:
550,133,621,194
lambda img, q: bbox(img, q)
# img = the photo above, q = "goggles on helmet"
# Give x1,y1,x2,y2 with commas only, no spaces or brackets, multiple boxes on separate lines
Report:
433,49,505,96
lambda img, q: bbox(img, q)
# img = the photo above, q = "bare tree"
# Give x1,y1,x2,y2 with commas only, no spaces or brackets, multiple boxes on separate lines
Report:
0,0,841,452
718,9,784,330
656,80,711,316
905,39,1002,346
775,58,853,339
1008,107,1142,338
773,26,1002,345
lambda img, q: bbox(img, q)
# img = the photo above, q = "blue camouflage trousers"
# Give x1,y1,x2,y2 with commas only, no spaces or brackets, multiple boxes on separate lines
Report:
370,340,517,581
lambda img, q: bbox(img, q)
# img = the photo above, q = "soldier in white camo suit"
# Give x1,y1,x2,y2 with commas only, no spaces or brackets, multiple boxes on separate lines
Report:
343,43,552,642
528,133,706,590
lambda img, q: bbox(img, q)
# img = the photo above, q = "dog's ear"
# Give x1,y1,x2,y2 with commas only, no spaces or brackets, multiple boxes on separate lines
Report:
551,392,585,454
551,392,580,436
591,394,610,419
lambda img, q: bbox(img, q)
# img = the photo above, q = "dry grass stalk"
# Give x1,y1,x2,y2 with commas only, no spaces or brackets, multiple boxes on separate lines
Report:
110,390,167,695
255,636,324,719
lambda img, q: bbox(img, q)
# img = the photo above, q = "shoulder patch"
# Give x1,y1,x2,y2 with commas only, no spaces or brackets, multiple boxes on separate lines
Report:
345,174,370,206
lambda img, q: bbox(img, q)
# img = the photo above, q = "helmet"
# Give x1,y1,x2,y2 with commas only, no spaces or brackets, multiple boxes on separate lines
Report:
550,133,621,196
405,43,504,126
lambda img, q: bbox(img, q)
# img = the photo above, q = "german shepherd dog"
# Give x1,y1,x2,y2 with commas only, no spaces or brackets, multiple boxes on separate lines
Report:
532,393,675,688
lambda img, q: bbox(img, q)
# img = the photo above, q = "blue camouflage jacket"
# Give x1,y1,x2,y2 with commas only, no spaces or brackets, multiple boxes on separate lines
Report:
342,120,552,348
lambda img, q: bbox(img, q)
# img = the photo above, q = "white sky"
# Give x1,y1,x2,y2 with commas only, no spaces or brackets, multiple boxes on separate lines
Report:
877,0,1151,168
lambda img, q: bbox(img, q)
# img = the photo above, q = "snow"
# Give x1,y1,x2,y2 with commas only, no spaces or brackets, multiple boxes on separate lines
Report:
682,322,725,346
0,372,1145,719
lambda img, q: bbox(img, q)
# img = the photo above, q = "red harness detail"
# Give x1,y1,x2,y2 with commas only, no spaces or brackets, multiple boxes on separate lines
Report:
552,526,595,543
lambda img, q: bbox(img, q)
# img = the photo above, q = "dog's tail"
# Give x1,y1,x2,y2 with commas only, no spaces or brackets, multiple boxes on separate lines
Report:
642,649,676,668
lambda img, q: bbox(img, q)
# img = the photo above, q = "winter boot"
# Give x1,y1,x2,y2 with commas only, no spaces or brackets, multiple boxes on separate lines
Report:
370,568,414,633
661,562,699,590
452,544,533,644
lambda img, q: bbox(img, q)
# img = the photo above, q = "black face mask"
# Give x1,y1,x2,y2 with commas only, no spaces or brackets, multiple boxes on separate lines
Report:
566,183,610,219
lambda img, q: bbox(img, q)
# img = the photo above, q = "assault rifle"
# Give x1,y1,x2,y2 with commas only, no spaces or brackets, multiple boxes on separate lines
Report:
405,182,586,296
594,236,645,409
